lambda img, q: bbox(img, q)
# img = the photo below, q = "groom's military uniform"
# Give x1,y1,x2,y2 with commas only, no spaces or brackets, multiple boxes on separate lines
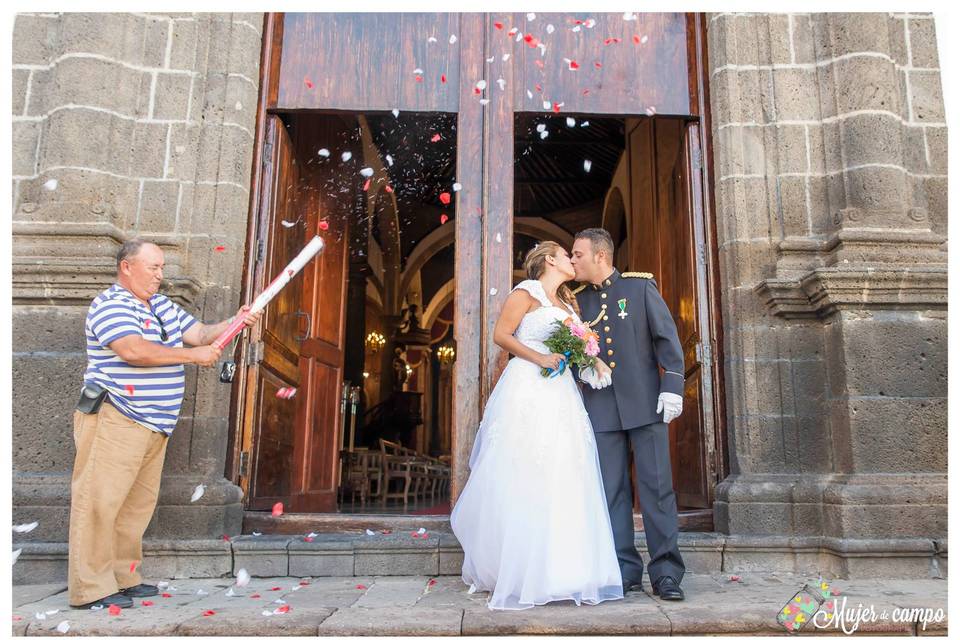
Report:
573,268,686,589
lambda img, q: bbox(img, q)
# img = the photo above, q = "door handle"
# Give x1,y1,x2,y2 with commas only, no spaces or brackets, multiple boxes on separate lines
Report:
294,310,311,342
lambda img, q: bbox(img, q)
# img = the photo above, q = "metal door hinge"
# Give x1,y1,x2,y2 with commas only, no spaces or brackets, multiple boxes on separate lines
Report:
239,451,250,477
247,340,264,365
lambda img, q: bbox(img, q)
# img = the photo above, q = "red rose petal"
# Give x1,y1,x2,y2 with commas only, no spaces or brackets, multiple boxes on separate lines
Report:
202,610,216,617
384,185,394,193
214,245,226,252
582,89,591,96
428,579,437,586
473,87,481,95
380,529,391,534
276,605,290,614
250,594,261,599
439,214,449,225
569,60,580,70
304,76,314,89
534,60,544,69
431,133,441,142
415,75,423,83
142,600,154,607
356,584,366,590
12,615,22,621
162,593,172,598
270,587,282,591
552,102,562,114
730,574,741,581
145,319,151,329
535,84,542,93
302,536,313,542
272,502,284,517
363,178,371,191
108,604,121,616
299,581,310,586
594,62,602,69
633,34,641,44
439,192,451,205
441,74,447,84
319,219,329,231
493,21,503,30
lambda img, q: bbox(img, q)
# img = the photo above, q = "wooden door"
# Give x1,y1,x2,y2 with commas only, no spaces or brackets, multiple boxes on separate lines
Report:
244,114,352,512
626,117,714,509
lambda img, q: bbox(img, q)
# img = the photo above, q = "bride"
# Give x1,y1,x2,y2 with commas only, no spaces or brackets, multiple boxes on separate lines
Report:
450,241,623,610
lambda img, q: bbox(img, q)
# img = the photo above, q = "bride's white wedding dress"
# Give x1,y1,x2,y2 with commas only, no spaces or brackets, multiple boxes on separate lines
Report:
450,279,623,611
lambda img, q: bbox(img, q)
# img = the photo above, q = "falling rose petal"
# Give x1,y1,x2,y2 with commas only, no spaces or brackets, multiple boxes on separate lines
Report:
585,18,596,28
584,159,592,172
130,561,137,573
318,148,330,158
582,89,591,96
485,56,494,63
502,53,511,62
142,600,154,606
552,102,562,114
385,154,394,166
452,182,462,191
542,100,551,109
633,35,641,45
385,185,394,193
125,384,135,396
191,484,205,503
365,529,376,536
202,610,215,617
523,34,539,48
479,99,490,105
475,79,486,91
360,167,374,177
430,133,441,142
427,36,437,44
496,78,506,91
12,548,22,565
495,232,502,243
566,117,576,127
439,192,451,205
493,21,503,30
566,59,580,71
341,151,352,162
535,84,542,93
581,120,590,127
507,27,518,37
252,532,262,536
439,214,449,225
440,74,446,84
572,25,581,33
413,67,424,75
536,124,547,133
12,522,38,534
363,178,371,192
214,245,226,252
526,12,536,21
236,567,251,587
43,178,58,191
158,581,169,589
546,24,555,34
222,534,231,542
281,219,296,228
392,108,400,118
319,219,329,231
594,61,603,69
449,34,457,44
272,502,284,517
527,89,533,100
415,75,423,83
56,621,70,634
646,105,657,116
304,76,314,89
489,288,498,295
641,34,649,44
534,59,544,69
108,604,121,616
539,130,549,139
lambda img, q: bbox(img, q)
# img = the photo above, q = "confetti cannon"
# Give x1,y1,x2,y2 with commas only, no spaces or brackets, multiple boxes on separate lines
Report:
213,235,325,350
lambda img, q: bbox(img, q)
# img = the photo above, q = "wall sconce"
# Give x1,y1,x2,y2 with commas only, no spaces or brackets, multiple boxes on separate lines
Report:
365,331,386,353
436,345,456,365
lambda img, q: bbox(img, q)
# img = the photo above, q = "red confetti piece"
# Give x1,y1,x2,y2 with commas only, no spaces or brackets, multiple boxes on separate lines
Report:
568,60,580,70
202,610,216,617
304,77,314,89
250,594,261,599
534,60,544,69
594,62,602,69
125,384,135,396
355,584,366,590
552,102,562,114
582,89,591,96
428,579,437,586
493,21,503,30
108,604,121,616
319,219,329,231
222,534,231,542
633,34,641,44
415,75,423,83
439,192,451,205
431,133,441,142
214,245,226,252
473,86,481,95
523,34,539,48
272,502,284,517
142,600,154,607
130,561,137,573
535,84,542,93
162,593,172,598
384,185,394,193
603,37,622,45
145,319,151,329
729,575,741,582
270,587,282,591
363,178,371,192
276,605,290,614
439,214,449,225
440,74,447,84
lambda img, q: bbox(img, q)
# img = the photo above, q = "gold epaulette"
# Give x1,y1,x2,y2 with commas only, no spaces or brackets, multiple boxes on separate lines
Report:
622,271,654,279
571,284,587,295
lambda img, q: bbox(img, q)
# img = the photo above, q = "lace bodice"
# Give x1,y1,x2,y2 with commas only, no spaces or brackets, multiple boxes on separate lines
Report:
511,280,579,352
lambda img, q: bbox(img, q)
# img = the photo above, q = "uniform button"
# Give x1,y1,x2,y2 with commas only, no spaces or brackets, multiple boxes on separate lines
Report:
604,326,610,332
607,349,614,356
606,337,612,344
603,315,609,321
601,293,607,299
604,279,611,286
601,304,607,309
610,361,616,368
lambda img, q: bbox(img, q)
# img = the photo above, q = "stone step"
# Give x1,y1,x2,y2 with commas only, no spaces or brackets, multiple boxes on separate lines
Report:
13,531,946,586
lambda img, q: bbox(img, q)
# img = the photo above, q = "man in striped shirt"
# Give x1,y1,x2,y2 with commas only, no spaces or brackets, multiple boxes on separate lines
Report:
69,239,262,609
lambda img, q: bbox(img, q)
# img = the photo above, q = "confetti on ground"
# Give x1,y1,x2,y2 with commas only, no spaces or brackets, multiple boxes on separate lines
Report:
43,179,58,191
270,586,282,591
439,192,451,205
729,575,741,581
236,568,251,587
252,532,262,536
365,529,375,536
108,604,121,616
319,219,329,231
272,502,284,517
13,522,38,534
142,600,154,606
275,605,291,614
161,593,172,598
584,160,592,172
56,621,70,634
202,610,216,617
250,594,261,599
356,584,366,590
191,484,205,503
222,534,231,542
12,548,22,565
317,148,330,158
428,579,437,586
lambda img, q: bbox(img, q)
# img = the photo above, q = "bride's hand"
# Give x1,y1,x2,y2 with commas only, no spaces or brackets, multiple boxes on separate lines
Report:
537,352,567,371
594,359,611,377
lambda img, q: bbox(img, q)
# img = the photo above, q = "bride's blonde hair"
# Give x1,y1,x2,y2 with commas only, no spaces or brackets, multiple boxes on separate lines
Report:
523,241,577,310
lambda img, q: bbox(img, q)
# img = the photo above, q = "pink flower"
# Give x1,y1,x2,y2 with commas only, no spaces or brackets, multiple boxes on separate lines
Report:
585,336,599,356
569,322,587,339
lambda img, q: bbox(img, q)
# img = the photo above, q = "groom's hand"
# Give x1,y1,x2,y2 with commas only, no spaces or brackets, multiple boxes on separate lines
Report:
657,392,683,423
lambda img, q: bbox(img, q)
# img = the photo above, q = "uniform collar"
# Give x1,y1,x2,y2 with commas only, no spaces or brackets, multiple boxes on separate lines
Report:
591,268,621,291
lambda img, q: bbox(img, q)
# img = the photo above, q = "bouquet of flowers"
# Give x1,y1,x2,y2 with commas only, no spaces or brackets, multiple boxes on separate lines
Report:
540,317,601,377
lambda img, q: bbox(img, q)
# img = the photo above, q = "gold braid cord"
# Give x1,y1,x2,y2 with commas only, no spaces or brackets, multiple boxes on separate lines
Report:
622,271,653,278
585,306,605,327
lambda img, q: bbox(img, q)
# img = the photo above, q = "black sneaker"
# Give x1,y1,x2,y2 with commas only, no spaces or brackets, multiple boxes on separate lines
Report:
71,592,134,609
120,583,159,598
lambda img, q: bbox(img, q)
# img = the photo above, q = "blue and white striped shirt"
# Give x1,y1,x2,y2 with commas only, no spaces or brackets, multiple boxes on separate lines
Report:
83,283,198,436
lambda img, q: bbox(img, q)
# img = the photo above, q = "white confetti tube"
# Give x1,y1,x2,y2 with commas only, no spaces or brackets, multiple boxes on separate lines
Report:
212,236,325,350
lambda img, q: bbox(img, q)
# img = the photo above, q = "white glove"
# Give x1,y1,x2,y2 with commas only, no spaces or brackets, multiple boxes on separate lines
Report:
579,365,612,390
657,392,683,423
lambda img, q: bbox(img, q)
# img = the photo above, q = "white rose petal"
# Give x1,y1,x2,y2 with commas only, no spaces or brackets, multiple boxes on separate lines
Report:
56,621,70,634
365,529,375,536
641,35,649,44
496,233,502,243
489,288,497,296
281,219,297,228
196,589,207,596
566,117,576,128
526,90,533,100
413,68,424,75
318,148,330,158
623,12,638,20
585,19,596,28
427,36,437,43
486,56,494,63
540,130,549,139
526,12,536,21
341,151,352,162
252,531,262,536
45,610,59,616
542,100,551,110
234,101,242,111
417,527,426,534
43,179,58,191
385,154,393,167
13,522,38,534
35,613,46,621
479,99,489,105
581,121,590,127
497,78,506,91
536,124,547,133
392,109,400,118
262,610,274,617
12,548,22,565
646,106,657,116
360,167,374,178
502,53,511,62
157,581,169,589
546,24,555,34
236,568,251,587
190,484,205,503
572,25,581,33
449,34,457,44
453,182,462,192
584,160,592,172
475,79,486,91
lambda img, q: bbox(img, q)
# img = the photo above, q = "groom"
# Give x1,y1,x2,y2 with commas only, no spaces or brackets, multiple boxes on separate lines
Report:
569,228,687,601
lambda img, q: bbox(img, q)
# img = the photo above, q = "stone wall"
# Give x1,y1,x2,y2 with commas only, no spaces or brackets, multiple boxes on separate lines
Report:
12,12,264,541
706,12,947,553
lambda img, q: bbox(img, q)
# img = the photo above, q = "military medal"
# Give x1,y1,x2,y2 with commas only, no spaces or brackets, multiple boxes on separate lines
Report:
617,298,628,319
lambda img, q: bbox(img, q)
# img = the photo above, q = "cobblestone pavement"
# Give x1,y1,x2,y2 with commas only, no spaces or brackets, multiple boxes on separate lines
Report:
12,573,947,635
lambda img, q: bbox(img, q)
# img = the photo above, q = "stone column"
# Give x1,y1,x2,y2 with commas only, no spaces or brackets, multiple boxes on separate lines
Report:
12,12,264,542
707,13,946,571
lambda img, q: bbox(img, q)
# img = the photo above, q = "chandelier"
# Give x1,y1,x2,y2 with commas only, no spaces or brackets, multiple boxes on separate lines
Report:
436,345,456,365
365,331,386,352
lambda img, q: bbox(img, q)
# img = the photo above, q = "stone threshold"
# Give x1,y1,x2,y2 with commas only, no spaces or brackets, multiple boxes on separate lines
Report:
14,532,947,586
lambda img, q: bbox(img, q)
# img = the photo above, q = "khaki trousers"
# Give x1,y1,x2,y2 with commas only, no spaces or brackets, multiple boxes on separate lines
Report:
68,402,169,606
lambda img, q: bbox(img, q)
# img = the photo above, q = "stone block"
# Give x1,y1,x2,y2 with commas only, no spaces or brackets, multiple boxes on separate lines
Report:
12,542,68,585
717,125,767,177
128,121,169,178
167,123,201,182
771,68,820,121
910,70,945,123
842,165,911,218
461,596,672,635
13,121,40,177
925,126,947,175
142,538,233,579
55,13,147,66
225,17,264,80
288,536,355,577
909,17,941,69
153,72,193,121
772,124,809,174
232,535,290,577
438,533,464,575
319,605,463,636
169,18,200,71
845,398,946,474
137,180,180,233
353,533,439,576
791,14,816,64
32,56,148,118
222,73,259,130
13,14,57,65
821,13,891,58
831,56,900,116
13,68,30,115
839,112,905,168
39,108,135,177
775,175,809,237
766,14,792,65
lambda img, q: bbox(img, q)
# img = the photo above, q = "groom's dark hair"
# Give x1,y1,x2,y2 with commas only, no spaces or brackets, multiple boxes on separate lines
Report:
575,228,614,260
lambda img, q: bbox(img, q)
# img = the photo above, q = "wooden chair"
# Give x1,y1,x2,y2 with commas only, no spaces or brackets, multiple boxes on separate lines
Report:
379,439,428,507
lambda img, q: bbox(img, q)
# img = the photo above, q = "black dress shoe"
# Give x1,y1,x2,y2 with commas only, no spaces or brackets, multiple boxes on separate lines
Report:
71,592,134,609
120,583,159,597
622,579,643,593
652,576,685,601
